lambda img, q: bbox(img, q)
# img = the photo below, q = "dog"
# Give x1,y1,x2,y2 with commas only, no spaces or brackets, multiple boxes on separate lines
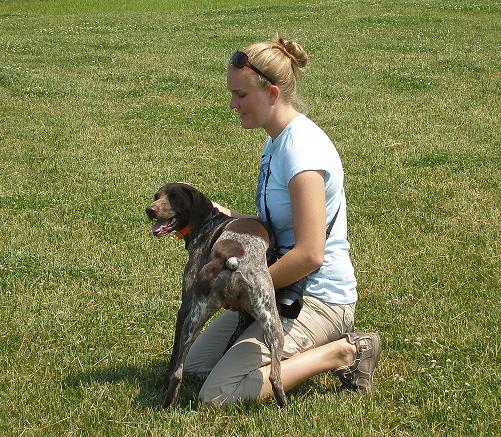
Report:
145,183,286,407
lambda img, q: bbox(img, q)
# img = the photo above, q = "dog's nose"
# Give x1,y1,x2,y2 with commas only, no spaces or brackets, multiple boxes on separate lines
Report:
145,205,156,219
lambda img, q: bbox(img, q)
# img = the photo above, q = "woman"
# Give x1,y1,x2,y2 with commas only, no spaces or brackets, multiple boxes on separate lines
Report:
184,36,381,404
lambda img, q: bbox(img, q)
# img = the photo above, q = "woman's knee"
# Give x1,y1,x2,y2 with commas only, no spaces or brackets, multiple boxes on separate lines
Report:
198,378,237,405
198,382,224,404
198,370,264,405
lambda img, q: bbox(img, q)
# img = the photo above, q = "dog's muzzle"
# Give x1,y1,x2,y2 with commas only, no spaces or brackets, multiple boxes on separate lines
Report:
145,206,177,237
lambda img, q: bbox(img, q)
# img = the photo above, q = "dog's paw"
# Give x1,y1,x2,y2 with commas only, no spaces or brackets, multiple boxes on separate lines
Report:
163,380,181,408
163,395,175,408
272,386,287,408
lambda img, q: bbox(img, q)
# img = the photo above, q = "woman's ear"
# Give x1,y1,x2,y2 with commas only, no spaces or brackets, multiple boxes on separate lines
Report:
268,84,280,104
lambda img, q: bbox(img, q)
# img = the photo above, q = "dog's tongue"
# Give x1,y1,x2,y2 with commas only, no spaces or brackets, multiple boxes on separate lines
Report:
152,222,173,237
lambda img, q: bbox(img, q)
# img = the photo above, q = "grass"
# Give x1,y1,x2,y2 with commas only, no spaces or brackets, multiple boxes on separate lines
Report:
0,0,500,435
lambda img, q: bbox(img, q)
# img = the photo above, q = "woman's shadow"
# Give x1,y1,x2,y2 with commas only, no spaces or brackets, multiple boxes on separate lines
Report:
63,360,205,410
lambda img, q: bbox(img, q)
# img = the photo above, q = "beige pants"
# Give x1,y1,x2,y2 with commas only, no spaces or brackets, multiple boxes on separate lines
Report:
184,295,355,404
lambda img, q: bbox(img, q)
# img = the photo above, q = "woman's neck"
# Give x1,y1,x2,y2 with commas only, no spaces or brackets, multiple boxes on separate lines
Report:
265,105,300,141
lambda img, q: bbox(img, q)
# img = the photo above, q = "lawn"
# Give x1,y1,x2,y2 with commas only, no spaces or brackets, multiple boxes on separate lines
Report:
0,0,500,435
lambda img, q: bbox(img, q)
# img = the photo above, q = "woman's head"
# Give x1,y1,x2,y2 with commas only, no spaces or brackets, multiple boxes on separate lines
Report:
230,35,308,107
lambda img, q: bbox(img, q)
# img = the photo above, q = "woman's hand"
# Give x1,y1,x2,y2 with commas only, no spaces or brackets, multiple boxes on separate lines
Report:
213,201,232,216
213,201,260,220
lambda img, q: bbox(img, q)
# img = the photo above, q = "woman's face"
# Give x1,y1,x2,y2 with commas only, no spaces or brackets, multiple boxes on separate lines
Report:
227,67,271,130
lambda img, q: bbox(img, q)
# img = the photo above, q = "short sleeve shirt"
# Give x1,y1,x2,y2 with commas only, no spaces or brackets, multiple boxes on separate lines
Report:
255,114,357,305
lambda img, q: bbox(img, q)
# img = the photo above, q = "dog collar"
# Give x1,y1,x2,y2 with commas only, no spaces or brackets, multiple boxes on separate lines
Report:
174,225,191,239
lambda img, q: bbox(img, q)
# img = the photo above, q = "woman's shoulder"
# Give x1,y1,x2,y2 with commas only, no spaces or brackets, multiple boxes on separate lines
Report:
285,115,337,159
289,114,333,144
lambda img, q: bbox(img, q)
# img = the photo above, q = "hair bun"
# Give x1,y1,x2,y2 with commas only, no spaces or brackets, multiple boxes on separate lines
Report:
278,37,308,69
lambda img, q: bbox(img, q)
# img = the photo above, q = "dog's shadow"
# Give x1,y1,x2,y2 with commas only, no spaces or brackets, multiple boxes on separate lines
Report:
63,360,205,410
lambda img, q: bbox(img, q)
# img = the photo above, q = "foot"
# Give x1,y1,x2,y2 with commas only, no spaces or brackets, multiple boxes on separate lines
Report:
334,332,381,393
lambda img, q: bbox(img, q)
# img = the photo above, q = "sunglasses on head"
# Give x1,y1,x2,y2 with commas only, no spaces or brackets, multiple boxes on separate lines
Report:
231,50,276,85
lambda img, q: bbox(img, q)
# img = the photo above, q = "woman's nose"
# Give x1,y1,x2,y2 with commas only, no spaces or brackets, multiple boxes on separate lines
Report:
229,97,238,110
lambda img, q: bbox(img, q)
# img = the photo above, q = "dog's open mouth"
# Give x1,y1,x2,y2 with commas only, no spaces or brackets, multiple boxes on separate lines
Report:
152,216,177,237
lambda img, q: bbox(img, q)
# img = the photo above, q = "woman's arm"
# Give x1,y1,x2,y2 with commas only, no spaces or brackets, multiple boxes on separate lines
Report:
268,170,326,289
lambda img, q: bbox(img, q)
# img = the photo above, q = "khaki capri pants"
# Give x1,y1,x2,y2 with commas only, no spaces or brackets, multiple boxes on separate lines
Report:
184,295,355,404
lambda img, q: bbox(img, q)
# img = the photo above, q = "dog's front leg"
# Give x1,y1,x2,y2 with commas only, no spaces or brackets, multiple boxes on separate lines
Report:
165,305,189,378
164,298,216,407
164,270,195,384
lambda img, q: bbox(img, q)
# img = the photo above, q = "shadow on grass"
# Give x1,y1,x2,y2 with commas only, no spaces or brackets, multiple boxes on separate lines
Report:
63,361,342,411
63,360,206,410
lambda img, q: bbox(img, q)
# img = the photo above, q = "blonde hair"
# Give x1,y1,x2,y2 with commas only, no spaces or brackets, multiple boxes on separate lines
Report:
243,35,308,106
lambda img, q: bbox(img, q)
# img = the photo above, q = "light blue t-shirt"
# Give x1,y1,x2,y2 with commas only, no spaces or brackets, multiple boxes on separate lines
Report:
255,114,357,305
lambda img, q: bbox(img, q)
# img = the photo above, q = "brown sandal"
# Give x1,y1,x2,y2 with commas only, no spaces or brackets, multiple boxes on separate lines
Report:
334,332,382,393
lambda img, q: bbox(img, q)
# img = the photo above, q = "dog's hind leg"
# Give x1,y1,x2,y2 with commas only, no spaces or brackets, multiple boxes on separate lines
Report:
229,271,287,406
246,282,287,407
224,311,254,353
221,270,255,353
261,311,287,407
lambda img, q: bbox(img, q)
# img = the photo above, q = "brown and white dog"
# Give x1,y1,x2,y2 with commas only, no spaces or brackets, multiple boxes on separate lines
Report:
145,183,286,407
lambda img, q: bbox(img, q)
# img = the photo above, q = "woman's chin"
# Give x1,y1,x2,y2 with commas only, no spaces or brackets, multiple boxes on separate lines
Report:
240,117,256,129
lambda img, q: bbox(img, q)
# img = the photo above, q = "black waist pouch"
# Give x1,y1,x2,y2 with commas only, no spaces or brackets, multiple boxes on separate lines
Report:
276,275,308,319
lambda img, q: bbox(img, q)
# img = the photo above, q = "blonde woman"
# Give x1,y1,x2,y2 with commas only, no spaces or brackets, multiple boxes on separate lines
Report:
184,36,381,404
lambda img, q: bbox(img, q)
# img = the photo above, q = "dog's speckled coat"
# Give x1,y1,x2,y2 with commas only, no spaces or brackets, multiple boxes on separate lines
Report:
146,183,286,407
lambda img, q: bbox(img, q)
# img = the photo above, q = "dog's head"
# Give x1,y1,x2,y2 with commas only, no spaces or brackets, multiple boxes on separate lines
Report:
145,183,213,238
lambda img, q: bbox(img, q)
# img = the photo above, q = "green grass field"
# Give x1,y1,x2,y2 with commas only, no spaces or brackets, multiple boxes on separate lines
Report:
1,0,500,435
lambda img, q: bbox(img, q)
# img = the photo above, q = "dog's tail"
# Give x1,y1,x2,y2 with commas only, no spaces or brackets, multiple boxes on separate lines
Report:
227,258,253,291
225,256,239,271
197,255,243,289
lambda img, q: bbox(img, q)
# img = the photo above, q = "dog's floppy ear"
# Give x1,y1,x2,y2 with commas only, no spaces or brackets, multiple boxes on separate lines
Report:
180,184,214,230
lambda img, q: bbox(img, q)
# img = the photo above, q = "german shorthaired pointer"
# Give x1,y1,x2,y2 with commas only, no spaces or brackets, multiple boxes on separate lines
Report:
145,183,286,407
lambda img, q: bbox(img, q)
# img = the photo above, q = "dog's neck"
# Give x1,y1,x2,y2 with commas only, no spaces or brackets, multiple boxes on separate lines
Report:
182,208,232,251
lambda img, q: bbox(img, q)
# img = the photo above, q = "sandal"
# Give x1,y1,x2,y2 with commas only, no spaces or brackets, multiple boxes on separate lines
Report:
334,332,382,393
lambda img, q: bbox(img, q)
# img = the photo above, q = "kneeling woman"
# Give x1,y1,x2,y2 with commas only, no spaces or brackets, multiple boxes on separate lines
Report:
184,35,381,404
